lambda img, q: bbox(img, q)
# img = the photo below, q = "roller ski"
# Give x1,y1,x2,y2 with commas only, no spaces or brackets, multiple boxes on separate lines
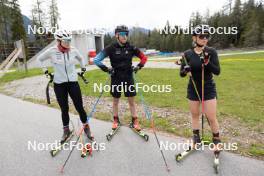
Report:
175,131,202,162
50,127,74,157
212,136,221,174
81,123,96,157
106,116,121,141
213,151,220,174
129,117,149,142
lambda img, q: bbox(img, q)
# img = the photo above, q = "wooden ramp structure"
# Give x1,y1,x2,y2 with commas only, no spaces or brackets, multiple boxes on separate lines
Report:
0,40,26,78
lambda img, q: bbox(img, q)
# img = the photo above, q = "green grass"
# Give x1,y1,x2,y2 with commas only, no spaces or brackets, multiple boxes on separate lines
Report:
216,52,264,127
249,144,264,157
0,68,43,84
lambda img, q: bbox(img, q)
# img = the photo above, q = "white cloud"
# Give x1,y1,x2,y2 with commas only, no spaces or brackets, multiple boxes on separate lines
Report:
19,0,231,30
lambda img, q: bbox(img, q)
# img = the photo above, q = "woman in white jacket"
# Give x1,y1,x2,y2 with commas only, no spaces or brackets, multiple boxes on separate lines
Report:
38,29,94,143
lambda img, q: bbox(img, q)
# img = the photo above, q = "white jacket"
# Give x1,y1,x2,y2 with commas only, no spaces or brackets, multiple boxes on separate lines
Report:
38,46,85,84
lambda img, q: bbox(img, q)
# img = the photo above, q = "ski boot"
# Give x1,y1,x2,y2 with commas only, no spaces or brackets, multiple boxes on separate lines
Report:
50,126,73,157
83,123,94,141
83,123,96,156
112,116,121,130
106,116,121,141
129,117,148,141
130,117,141,131
192,129,202,148
60,126,73,144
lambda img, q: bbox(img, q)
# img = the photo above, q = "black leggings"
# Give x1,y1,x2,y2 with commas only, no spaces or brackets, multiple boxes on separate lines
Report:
54,82,87,126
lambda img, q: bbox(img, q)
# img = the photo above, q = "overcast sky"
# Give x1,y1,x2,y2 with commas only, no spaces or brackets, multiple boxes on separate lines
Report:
19,0,240,30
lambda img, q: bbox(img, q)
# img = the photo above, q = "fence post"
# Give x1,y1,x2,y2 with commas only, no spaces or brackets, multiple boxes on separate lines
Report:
21,39,27,72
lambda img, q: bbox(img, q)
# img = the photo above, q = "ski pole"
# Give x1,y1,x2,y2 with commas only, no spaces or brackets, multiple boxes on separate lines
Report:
78,72,89,84
86,76,111,123
201,63,205,141
133,73,170,172
181,55,210,144
60,126,84,173
46,73,54,104
60,76,110,173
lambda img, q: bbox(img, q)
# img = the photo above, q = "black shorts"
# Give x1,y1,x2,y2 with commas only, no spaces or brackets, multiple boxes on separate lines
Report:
187,79,217,101
110,71,136,98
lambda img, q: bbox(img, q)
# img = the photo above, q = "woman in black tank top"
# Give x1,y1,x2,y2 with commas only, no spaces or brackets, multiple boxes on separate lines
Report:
179,25,222,153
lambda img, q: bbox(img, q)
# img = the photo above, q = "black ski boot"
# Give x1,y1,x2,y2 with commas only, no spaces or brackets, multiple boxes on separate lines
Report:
192,129,202,148
60,126,72,144
212,133,222,154
83,123,94,141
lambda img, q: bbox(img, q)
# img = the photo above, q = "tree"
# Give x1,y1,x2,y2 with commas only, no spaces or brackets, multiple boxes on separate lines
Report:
0,0,10,43
31,0,46,28
104,33,114,47
10,0,26,41
190,12,203,26
230,0,242,46
148,29,161,50
243,22,261,46
31,0,47,46
129,27,149,48
49,0,60,28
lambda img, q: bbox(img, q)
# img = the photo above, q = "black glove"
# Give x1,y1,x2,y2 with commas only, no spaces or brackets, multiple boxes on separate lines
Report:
44,70,49,77
107,67,114,75
81,67,86,75
183,65,191,73
100,65,114,75
133,64,144,73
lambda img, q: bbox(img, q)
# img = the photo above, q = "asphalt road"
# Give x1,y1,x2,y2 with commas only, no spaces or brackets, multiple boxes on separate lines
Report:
0,94,263,176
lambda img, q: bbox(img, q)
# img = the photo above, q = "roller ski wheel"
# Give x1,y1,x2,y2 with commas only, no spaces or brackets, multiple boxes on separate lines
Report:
86,144,93,156
106,134,112,141
143,134,149,141
81,147,87,158
81,143,93,158
106,125,121,141
50,149,56,157
175,153,183,162
214,163,219,174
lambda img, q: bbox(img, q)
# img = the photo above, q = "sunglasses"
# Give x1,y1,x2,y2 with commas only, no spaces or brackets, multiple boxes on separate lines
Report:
119,32,128,37
198,34,210,40
61,39,71,44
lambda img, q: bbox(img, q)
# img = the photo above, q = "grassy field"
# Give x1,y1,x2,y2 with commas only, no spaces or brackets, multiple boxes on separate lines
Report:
0,52,263,127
